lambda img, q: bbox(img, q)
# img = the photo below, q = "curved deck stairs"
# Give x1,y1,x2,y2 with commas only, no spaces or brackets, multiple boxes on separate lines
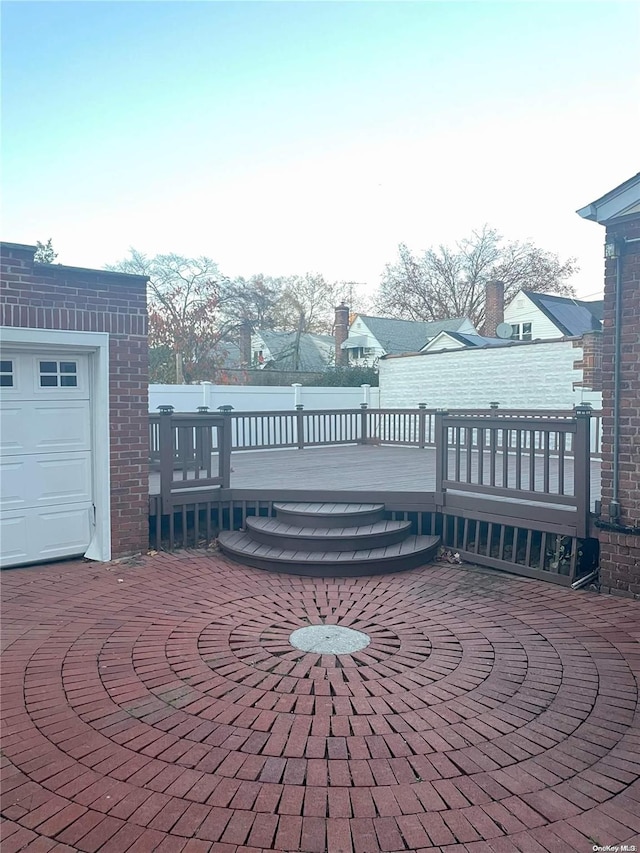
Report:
217,502,440,577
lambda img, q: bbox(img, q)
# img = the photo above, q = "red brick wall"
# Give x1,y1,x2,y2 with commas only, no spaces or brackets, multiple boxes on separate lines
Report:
0,243,149,558
483,280,505,337
599,217,640,597
572,331,603,392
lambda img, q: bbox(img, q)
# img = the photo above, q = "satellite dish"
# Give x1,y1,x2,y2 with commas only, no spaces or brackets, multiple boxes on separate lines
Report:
496,322,513,339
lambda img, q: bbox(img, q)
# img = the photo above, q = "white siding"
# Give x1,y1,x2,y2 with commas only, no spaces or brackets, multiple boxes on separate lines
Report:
378,340,601,410
504,293,563,340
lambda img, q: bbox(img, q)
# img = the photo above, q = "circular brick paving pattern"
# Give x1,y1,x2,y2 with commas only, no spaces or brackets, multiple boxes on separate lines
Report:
1,553,639,853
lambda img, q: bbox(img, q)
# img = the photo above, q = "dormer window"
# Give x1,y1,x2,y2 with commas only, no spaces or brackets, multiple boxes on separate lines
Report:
511,323,532,341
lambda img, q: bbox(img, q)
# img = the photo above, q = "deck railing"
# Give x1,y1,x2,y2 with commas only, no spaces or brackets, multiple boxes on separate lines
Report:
149,412,231,508
433,408,593,538
149,406,600,525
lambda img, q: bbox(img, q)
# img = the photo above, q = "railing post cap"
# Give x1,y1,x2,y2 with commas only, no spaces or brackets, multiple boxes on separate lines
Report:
574,403,593,416
157,404,174,414
418,402,427,409
360,383,371,388
197,406,209,413
295,404,304,410
360,402,368,409
291,382,302,388
489,402,499,409
217,404,234,413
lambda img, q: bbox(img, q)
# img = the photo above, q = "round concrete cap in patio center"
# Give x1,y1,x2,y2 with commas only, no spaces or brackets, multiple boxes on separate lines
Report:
289,624,371,654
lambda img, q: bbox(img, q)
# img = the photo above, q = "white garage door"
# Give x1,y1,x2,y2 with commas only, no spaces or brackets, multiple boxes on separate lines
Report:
0,351,94,568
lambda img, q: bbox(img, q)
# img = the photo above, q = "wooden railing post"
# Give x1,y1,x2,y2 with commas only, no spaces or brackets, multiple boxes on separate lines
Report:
218,411,232,487
573,404,592,539
434,409,449,506
157,406,174,510
296,405,305,450
418,403,427,449
359,403,369,444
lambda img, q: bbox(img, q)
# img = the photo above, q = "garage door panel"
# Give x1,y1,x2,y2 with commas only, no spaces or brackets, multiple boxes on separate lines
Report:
1,507,93,568
0,405,27,454
0,513,29,565
35,455,92,504
0,350,94,568
31,402,91,452
0,401,91,456
0,458,27,510
1,453,92,511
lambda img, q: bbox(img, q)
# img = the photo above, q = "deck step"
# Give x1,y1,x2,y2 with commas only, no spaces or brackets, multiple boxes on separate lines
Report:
217,531,440,577
245,516,412,551
273,502,385,528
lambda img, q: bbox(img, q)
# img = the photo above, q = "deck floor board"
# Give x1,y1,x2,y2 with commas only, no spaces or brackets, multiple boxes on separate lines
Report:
149,444,601,510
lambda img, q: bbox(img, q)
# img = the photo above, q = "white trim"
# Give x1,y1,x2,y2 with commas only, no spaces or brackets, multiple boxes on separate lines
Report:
577,175,640,224
0,327,111,562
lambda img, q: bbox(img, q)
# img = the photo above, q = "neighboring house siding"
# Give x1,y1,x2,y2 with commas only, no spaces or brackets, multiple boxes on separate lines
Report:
504,293,562,339
347,317,385,363
378,339,601,410
0,243,149,559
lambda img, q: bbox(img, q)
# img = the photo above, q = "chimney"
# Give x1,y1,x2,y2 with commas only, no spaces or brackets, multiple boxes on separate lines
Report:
334,302,349,366
239,321,252,367
484,280,505,337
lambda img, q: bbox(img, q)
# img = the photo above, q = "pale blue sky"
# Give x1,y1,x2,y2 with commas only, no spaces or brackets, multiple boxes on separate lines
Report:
2,1,639,298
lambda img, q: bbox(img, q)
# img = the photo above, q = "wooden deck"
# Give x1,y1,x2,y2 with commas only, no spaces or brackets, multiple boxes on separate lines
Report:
149,444,602,511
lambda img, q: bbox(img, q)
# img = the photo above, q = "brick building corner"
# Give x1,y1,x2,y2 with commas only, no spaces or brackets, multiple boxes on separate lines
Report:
0,242,149,560
578,174,640,597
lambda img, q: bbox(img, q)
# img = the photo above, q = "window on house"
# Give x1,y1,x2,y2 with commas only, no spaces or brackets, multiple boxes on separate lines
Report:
511,323,532,341
39,360,78,387
0,360,13,387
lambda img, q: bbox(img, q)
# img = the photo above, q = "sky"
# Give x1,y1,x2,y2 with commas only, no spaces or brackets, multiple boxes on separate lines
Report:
2,1,639,301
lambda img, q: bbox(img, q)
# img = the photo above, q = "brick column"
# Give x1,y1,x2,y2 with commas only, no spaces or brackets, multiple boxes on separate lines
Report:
334,303,349,366
483,280,505,336
598,219,640,597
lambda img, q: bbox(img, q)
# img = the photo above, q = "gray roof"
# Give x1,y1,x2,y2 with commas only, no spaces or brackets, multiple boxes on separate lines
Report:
447,332,514,348
259,330,334,371
358,315,471,355
524,292,603,336
213,341,243,369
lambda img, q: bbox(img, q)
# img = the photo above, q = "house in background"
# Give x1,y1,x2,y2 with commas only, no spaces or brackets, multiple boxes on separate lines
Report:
420,331,515,353
504,290,603,341
339,314,477,365
252,329,334,371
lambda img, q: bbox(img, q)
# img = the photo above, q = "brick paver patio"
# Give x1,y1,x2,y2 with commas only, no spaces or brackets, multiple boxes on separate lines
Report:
1,552,639,853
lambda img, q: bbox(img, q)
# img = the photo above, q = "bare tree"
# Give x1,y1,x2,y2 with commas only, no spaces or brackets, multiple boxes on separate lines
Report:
107,249,234,383
272,273,339,334
376,226,578,328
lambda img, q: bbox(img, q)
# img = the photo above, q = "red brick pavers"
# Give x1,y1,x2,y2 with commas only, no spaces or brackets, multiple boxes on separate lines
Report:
2,553,639,853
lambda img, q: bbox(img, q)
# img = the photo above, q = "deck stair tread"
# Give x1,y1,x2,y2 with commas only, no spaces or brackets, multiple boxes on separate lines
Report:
273,501,386,528
219,531,438,562
217,501,440,576
247,517,408,536
274,502,384,513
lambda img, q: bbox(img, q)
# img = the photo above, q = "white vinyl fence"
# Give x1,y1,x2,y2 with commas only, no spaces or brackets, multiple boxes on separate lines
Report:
149,383,380,413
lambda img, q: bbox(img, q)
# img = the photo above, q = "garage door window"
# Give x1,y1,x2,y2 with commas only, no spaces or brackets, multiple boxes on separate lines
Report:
0,361,13,387
39,360,78,388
